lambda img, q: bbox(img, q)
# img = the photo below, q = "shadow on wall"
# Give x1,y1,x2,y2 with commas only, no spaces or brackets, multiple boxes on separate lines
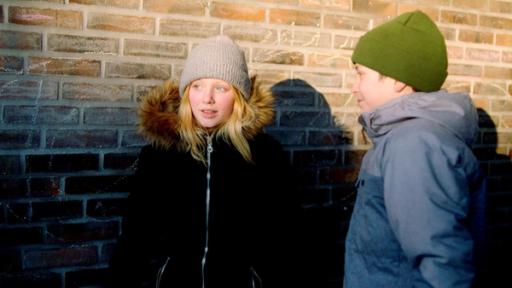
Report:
269,78,358,288
474,108,512,287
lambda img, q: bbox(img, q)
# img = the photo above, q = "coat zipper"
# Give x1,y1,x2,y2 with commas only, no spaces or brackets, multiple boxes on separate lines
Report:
155,256,170,288
201,135,213,288
251,266,262,288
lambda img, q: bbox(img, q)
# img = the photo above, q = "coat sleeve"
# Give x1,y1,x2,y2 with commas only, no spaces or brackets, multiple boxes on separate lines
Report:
109,145,163,288
382,132,475,288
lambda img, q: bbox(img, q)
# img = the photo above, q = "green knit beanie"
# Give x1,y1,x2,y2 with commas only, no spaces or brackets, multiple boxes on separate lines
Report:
351,11,448,92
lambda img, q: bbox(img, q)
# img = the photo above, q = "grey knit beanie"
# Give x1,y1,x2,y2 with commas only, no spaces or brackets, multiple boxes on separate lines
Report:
179,35,251,99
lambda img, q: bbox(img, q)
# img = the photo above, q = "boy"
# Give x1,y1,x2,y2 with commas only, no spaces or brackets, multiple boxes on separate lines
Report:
344,11,486,287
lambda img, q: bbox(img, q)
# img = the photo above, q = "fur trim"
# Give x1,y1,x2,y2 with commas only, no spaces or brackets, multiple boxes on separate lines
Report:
138,76,275,147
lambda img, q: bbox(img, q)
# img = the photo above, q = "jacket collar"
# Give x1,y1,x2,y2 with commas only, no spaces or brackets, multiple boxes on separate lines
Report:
137,78,275,148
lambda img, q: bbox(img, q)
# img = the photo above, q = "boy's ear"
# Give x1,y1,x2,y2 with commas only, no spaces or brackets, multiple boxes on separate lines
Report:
393,80,410,93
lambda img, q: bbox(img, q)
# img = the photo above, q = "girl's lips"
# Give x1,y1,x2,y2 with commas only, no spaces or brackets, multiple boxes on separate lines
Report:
201,109,217,118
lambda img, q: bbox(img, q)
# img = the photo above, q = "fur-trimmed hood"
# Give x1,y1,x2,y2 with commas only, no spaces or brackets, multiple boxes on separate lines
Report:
138,78,275,147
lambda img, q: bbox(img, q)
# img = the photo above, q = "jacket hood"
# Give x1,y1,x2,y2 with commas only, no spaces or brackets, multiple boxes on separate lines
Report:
138,78,275,147
359,91,479,145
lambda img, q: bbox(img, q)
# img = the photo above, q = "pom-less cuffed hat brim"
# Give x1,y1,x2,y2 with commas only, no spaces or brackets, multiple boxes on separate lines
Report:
352,11,448,92
179,35,251,99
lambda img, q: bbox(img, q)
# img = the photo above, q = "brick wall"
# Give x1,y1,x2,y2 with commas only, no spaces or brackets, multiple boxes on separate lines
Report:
0,0,511,287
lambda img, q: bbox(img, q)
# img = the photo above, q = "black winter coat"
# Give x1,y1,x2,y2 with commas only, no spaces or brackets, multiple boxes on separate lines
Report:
110,81,303,288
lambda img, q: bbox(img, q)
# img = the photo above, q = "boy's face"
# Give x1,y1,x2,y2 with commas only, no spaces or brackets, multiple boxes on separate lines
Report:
352,64,400,113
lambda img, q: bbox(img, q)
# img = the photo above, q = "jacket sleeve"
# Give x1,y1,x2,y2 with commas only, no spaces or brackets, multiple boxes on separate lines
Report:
109,145,163,288
382,132,475,288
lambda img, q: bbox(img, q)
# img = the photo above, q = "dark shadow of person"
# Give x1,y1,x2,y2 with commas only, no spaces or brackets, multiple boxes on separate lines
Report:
473,108,512,287
268,78,358,288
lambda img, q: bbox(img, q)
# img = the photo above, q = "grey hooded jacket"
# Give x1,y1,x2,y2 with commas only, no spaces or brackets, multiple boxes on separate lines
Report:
344,91,486,288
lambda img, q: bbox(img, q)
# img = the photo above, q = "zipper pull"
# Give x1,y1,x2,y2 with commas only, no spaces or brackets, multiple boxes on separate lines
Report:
207,135,213,154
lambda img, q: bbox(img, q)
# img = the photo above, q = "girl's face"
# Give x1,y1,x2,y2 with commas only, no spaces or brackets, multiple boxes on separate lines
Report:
188,78,235,129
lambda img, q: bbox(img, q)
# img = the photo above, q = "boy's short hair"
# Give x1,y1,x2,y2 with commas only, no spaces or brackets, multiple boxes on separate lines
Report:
351,11,447,92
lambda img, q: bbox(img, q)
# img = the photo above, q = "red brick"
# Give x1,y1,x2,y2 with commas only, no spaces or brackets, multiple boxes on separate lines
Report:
440,10,477,25
65,175,132,194
0,155,21,176
448,63,482,77
28,57,101,77
293,149,341,167
104,152,138,170
319,166,359,184
26,154,99,173
124,39,187,59
484,66,512,79
0,178,28,198
490,0,512,13
309,130,350,146
281,30,330,48
324,14,369,31
0,273,61,288
3,105,79,124
70,0,139,9
453,0,489,9
466,48,501,62
29,177,61,197
491,99,512,112
32,200,83,221
87,198,126,217
65,268,111,288
0,56,24,74
144,0,204,15
24,246,97,269
159,19,220,38
210,2,265,22
105,62,172,80
46,129,117,149
353,0,396,16
84,107,137,125
269,8,321,27
308,53,350,69
301,0,350,10
253,48,304,65
5,203,30,224
458,30,493,44
9,6,82,29
47,34,119,54
88,13,155,34
46,221,119,243
280,111,331,127
62,82,132,102
293,71,343,88
0,249,22,272
0,227,44,245
224,25,278,44
0,79,58,100
0,130,40,149
0,30,41,50
121,130,146,147
480,15,512,30
474,82,508,96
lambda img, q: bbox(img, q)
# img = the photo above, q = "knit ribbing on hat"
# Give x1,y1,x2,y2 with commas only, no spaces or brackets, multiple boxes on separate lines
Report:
351,11,448,92
179,35,251,99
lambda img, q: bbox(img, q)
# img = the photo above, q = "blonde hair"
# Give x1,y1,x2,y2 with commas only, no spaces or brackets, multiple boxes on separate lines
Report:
177,85,256,164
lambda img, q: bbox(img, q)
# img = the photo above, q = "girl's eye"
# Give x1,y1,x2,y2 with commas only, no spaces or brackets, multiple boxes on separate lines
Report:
215,86,228,92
